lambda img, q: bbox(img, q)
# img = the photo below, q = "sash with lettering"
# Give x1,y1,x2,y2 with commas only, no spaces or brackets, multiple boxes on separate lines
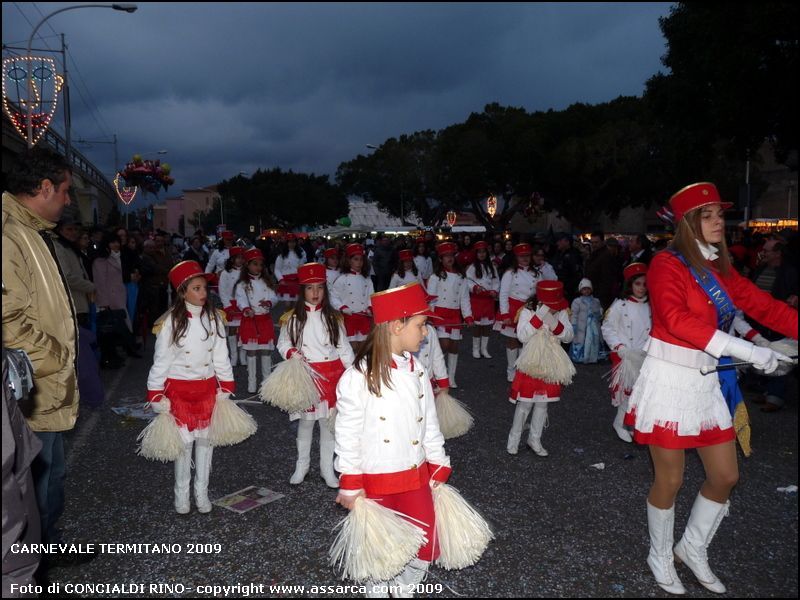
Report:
671,251,751,455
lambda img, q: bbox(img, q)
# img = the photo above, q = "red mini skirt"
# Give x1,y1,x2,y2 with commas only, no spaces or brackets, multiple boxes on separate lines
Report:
277,273,300,298
343,313,372,337
164,377,217,431
239,314,275,345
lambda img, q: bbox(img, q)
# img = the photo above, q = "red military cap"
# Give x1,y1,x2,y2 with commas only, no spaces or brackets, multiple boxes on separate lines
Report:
169,260,205,289
285,232,297,241
371,282,437,324
298,262,326,284
436,242,457,256
623,262,648,282
473,241,489,251
398,249,414,261
345,243,364,257
669,182,732,224
536,280,568,311
513,243,532,256
324,247,339,259
244,248,264,263
229,246,244,257
221,231,235,240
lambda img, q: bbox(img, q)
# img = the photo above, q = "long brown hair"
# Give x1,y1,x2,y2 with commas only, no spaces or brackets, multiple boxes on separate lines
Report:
288,284,341,349
433,254,465,280
668,207,731,279
340,253,371,277
169,277,225,347
354,322,394,396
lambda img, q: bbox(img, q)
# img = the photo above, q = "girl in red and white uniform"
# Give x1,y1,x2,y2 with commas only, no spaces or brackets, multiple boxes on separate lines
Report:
601,262,651,443
277,263,354,488
323,247,341,287
147,261,235,514
335,282,451,596
330,243,374,353
496,243,556,382
389,249,425,289
465,241,500,359
625,183,797,596
235,248,278,393
413,237,433,283
426,242,473,388
507,281,573,457
205,230,235,275
274,233,307,304
218,246,245,366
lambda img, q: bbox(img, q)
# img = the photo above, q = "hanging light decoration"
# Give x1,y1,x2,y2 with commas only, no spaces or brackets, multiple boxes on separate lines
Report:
2,56,63,146
446,210,457,227
487,194,497,218
114,173,138,205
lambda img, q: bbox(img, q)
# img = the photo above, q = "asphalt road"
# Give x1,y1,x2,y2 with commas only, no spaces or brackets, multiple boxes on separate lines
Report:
43,330,798,598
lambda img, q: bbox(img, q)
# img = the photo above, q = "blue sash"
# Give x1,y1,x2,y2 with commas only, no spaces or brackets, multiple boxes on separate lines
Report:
671,251,742,416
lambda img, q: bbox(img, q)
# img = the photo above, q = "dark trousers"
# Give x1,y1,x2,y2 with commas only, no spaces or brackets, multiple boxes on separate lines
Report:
31,432,66,544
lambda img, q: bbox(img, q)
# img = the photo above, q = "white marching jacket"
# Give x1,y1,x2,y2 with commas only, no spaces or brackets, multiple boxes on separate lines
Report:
274,250,307,281
389,270,424,290
205,248,230,274
218,268,241,308
601,297,652,352
147,303,234,394
499,267,556,316
326,267,340,287
516,306,574,345
414,255,433,280
234,278,277,315
426,272,472,318
276,305,355,366
414,325,449,389
330,272,374,314
335,353,451,496
465,264,500,295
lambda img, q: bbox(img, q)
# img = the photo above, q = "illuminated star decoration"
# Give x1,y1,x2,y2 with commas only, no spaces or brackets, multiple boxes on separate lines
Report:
2,56,63,146
114,173,138,205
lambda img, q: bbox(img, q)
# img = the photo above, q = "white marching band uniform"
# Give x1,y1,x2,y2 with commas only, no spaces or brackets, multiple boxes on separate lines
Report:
330,272,374,342
205,248,230,274
426,272,472,341
274,249,307,302
389,270,425,290
326,267,340,287
414,254,433,281
414,324,451,392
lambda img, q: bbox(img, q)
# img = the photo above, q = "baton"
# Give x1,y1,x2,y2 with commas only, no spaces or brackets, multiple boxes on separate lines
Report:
700,355,798,375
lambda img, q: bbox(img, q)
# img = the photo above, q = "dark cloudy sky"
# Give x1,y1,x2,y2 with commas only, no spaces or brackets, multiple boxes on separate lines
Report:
3,2,673,204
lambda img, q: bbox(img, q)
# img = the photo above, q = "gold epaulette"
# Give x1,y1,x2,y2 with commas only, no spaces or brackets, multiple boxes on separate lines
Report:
151,309,171,335
513,304,526,324
279,308,295,326
216,308,228,325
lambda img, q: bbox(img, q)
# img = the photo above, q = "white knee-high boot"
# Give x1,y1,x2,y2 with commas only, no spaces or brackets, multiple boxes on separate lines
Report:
506,347,519,382
480,336,492,359
290,420,314,484
174,443,193,514
472,337,481,359
193,439,213,514
318,419,339,488
239,347,246,365
506,402,533,455
247,354,257,393
260,352,272,385
613,402,632,442
647,502,686,595
392,557,430,598
227,334,238,366
673,494,730,594
527,403,549,456
447,353,459,388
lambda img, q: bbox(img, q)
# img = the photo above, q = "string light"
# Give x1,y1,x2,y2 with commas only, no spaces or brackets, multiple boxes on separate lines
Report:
2,56,62,146
114,173,138,205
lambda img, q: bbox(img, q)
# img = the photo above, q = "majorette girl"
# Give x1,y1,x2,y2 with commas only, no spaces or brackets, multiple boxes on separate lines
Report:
465,241,500,360
496,243,557,382
625,183,797,595
389,249,425,290
323,247,341,287
274,233,307,303
506,280,574,457
147,260,235,514
235,248,278,393
276,263,354,488
413,236,433,283
426,242,474,388
330,243,374,353
218,246,246,367
601,262,651,443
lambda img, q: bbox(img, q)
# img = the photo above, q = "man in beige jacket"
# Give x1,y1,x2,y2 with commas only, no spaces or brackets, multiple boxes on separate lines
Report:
2,147,78,545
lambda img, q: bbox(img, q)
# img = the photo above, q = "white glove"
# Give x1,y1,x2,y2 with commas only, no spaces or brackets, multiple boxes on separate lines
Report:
751,333,770,348
616,345,628,358
534,303,550,320
150,397,171,414
723,336,790,375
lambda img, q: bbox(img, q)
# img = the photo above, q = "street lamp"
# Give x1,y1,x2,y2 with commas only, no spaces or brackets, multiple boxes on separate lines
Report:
26,3,137,148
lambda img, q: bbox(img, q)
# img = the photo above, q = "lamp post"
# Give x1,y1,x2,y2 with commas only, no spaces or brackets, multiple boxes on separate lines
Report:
26,3,137,148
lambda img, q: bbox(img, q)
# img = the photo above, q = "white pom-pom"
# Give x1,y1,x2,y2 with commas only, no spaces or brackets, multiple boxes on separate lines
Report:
329,497,427,582
609,348,646,392
516,330,576,384
433,483,494,570
434,391,473,439
759,338,798,377
209,392,257,447
136,412,184,462
260,355,321,413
